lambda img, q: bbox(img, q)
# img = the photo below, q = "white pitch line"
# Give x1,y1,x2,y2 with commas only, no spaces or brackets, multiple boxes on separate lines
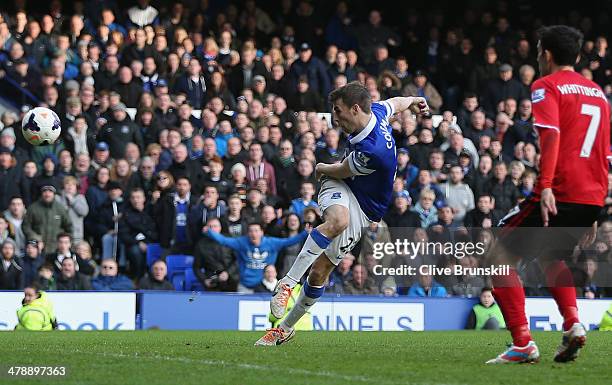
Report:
9,346,469,385
81,350,403,384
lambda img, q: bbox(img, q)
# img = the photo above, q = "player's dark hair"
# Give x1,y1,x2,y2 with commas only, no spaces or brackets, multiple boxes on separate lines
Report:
247,221,263,230
329,81,371,114
537,25,583,66
481,287,493,293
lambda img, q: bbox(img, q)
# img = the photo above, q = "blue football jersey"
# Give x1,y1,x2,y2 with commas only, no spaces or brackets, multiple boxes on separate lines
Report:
344,100,397,221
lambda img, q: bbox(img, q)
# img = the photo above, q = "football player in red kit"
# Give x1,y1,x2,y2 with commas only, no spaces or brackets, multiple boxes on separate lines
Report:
486,25,610,364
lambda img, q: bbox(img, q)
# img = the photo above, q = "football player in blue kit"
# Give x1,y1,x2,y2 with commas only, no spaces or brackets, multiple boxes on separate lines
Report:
255,81,429,345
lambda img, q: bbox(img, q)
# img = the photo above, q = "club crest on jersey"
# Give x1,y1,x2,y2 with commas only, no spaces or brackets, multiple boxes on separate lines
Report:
331,192,342,199
531,88,545,103
356,151,370,167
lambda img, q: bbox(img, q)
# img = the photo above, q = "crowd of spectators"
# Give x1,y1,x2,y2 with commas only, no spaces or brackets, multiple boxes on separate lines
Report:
0,1,611,297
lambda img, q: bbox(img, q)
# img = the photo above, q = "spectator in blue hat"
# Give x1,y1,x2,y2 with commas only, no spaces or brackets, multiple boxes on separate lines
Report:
151,77,168,97
91,142,112,170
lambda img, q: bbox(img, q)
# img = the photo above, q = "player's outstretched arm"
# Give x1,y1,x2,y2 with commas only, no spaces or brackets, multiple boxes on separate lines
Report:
386,96,430,116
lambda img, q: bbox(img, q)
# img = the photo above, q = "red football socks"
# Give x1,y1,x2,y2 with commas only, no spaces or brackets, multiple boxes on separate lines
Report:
492,268,531,347
545,260,579,331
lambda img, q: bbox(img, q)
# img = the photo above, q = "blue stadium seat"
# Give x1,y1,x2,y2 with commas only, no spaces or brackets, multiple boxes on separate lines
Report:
171,273,185,291
184,268,204,291
146,243,162,268
165,255,194,280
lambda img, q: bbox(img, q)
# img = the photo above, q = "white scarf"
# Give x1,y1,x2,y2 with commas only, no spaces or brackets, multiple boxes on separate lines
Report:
68,126,89,156
262,278,277,292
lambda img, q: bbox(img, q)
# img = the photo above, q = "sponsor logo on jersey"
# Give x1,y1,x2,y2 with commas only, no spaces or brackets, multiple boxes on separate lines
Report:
532,88,545,103
331,192,342,199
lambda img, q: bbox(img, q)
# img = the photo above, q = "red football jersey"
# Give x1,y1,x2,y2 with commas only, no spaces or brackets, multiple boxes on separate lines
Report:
531,70,610,206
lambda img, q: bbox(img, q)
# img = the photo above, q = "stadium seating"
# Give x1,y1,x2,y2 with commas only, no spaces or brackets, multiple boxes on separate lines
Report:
171,274,185,291
184,269,204,291
165,255,195,279
146,243,162,268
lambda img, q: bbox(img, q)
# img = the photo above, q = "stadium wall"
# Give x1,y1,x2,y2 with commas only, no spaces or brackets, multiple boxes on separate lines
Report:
0,291,136,330
1,292,609,331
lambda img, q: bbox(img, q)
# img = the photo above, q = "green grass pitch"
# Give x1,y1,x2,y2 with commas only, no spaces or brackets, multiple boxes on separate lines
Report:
0,331,609,385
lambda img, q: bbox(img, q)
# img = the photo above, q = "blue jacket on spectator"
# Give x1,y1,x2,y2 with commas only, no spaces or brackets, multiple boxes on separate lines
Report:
289,198,319,220
398,164,419,189
157,148,173,172
408,280,447,297
410,202,438,228
409,183,446,209
206,230,307,288
92,275,135,291
214,132,234,158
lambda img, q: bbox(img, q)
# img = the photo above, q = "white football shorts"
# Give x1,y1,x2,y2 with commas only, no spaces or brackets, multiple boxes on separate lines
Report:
317,177,371,265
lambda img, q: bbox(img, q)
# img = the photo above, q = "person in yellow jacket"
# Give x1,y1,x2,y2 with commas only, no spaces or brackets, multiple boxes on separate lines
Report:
465,287,506,330
599,304,612,331
15,284,57,331
269,283,313,330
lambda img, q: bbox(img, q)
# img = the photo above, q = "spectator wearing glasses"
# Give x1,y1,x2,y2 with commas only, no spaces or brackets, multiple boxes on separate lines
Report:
92,259,134,291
